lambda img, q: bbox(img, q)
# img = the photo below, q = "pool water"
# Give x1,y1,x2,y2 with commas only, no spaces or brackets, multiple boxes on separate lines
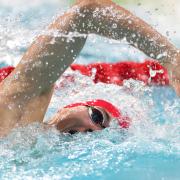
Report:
0,1,180,180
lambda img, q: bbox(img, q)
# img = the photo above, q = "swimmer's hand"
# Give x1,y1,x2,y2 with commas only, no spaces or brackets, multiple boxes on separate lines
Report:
164,52,180,96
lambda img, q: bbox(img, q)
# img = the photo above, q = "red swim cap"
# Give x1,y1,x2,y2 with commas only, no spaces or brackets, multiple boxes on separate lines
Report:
65,99,130,128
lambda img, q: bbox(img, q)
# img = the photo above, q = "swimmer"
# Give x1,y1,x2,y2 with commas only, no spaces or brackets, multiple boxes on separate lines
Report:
0,0,179,136
0,59,169,132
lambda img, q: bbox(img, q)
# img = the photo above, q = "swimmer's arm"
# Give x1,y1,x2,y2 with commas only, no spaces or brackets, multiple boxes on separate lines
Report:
3,0,178,100
0,2,88,132
80,0,180,94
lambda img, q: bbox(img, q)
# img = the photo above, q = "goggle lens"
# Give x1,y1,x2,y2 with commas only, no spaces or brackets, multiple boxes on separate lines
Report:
88,106,105,128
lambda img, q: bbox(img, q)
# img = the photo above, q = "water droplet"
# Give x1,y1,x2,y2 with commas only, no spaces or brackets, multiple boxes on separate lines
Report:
128,20,132,24
112,23,117,29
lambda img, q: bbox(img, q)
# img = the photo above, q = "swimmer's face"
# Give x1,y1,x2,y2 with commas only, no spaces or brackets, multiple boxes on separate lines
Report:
48,106,111,134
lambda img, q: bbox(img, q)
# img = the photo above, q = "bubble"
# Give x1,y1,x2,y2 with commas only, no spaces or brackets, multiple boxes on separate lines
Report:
112,23,117,29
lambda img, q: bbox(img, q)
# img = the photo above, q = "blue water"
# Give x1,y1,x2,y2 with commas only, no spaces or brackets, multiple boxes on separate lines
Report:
0,1,180,180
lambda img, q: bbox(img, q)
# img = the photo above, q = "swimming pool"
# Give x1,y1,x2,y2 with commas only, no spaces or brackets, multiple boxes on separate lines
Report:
0,0,180,179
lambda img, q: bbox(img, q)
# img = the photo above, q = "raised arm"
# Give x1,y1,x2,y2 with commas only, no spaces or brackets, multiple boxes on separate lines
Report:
80,0,179,94
0,1,88,134
2,0,179,97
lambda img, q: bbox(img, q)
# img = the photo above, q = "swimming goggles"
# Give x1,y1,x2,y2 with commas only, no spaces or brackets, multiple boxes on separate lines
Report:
87,106,106,129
